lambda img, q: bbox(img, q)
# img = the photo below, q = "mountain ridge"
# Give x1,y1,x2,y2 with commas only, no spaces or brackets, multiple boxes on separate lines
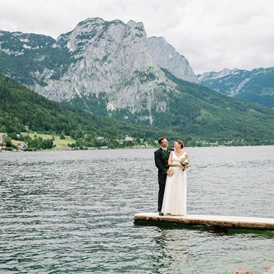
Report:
1,18,184,124
198,67,274,108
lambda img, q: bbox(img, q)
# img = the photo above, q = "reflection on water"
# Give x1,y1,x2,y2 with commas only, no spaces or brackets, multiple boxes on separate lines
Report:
151,226,274,273
136,221,274,239
152,229,190,273
1,146,274,273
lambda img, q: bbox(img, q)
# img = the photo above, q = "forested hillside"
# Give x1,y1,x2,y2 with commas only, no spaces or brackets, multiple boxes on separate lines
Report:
0,74,179,148
1,72,274,148
152,70,274,144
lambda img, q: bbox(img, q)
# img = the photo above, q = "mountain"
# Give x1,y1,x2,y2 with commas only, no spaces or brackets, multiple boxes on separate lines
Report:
0,17,197,124
198,67,274,108
1,18,274,144
148,36,198,83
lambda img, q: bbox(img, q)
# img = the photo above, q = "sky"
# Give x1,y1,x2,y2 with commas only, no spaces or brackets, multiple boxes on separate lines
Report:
1,0,274,74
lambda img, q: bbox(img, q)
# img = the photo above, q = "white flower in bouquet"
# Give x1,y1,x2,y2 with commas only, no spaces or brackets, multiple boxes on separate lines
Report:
180,158,189,171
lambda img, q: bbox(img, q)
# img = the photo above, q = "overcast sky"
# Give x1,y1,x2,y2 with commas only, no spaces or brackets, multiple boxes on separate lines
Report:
1,0,273,74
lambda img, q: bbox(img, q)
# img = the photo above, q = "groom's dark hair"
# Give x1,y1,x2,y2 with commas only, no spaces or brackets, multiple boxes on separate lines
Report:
158,137,166,145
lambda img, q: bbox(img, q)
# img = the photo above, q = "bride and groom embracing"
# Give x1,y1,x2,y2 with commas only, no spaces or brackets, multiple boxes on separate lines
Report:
154,137,189,216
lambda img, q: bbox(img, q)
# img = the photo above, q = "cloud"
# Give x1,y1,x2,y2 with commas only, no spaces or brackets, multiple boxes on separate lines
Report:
0,0,274,74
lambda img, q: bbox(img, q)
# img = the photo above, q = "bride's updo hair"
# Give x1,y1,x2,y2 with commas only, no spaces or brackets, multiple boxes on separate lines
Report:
176,140,184,148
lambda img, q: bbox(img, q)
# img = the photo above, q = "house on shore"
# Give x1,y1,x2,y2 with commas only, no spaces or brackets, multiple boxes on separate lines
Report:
17,143,28,150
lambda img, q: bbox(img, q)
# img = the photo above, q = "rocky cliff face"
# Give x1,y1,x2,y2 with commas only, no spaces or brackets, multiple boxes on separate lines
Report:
198,68,274,108
0,18,197,124
30,18,178,124
148,36,198,83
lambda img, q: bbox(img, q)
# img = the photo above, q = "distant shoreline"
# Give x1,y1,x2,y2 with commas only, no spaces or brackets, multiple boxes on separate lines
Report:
1,144,274,153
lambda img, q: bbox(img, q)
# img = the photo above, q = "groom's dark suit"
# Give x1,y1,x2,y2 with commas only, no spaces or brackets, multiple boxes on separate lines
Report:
154,147,174,213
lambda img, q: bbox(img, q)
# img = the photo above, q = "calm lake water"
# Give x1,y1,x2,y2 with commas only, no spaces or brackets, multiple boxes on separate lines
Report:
1,146,274,273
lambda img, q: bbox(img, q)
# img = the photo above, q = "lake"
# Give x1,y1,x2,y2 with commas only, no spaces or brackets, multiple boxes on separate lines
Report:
1,146,274,273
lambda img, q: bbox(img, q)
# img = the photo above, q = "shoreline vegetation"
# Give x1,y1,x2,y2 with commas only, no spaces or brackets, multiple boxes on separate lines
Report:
0,131,273,152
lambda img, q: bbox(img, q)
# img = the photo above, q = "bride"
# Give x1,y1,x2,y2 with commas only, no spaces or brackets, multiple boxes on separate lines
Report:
161,140,188,216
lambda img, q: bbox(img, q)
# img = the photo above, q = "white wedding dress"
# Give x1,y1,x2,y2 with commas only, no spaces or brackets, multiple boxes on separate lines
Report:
161,151,187,216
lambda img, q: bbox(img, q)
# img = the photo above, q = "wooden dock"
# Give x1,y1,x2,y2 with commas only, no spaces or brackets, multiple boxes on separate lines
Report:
133,213,274,230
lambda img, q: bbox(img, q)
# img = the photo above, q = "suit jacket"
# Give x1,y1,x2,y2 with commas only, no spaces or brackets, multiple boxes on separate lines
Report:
154,147,174,178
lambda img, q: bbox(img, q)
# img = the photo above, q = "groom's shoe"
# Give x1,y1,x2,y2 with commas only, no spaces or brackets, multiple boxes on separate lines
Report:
159,212,164,216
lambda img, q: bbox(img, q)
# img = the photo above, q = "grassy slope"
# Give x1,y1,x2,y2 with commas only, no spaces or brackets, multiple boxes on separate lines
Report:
19,132,75,150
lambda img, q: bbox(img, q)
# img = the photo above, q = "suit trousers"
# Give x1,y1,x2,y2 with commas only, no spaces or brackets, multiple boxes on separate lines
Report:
158,172,167,212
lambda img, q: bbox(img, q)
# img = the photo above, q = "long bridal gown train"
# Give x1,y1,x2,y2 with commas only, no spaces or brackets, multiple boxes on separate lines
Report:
161,151,187,216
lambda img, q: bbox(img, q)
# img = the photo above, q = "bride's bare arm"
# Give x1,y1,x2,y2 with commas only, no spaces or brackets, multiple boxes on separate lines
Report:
168,152,182,167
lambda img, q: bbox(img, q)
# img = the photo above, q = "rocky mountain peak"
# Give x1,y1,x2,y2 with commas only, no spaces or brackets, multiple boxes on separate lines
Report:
197,68,242,82
148,36,198,83
0,17,200,123
57,18,147,55
126,20,145,34
197,67,274,108
24,18,176,122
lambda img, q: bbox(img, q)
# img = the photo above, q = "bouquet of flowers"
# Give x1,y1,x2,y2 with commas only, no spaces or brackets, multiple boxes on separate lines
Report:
180,158,189,171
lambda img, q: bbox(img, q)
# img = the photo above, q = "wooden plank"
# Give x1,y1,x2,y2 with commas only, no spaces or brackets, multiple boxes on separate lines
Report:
133,213,274,230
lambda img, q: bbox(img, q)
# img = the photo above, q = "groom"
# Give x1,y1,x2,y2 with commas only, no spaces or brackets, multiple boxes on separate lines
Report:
154,137,174,216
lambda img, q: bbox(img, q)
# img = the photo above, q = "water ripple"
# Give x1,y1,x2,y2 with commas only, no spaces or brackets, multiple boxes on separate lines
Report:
1,147,274,273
